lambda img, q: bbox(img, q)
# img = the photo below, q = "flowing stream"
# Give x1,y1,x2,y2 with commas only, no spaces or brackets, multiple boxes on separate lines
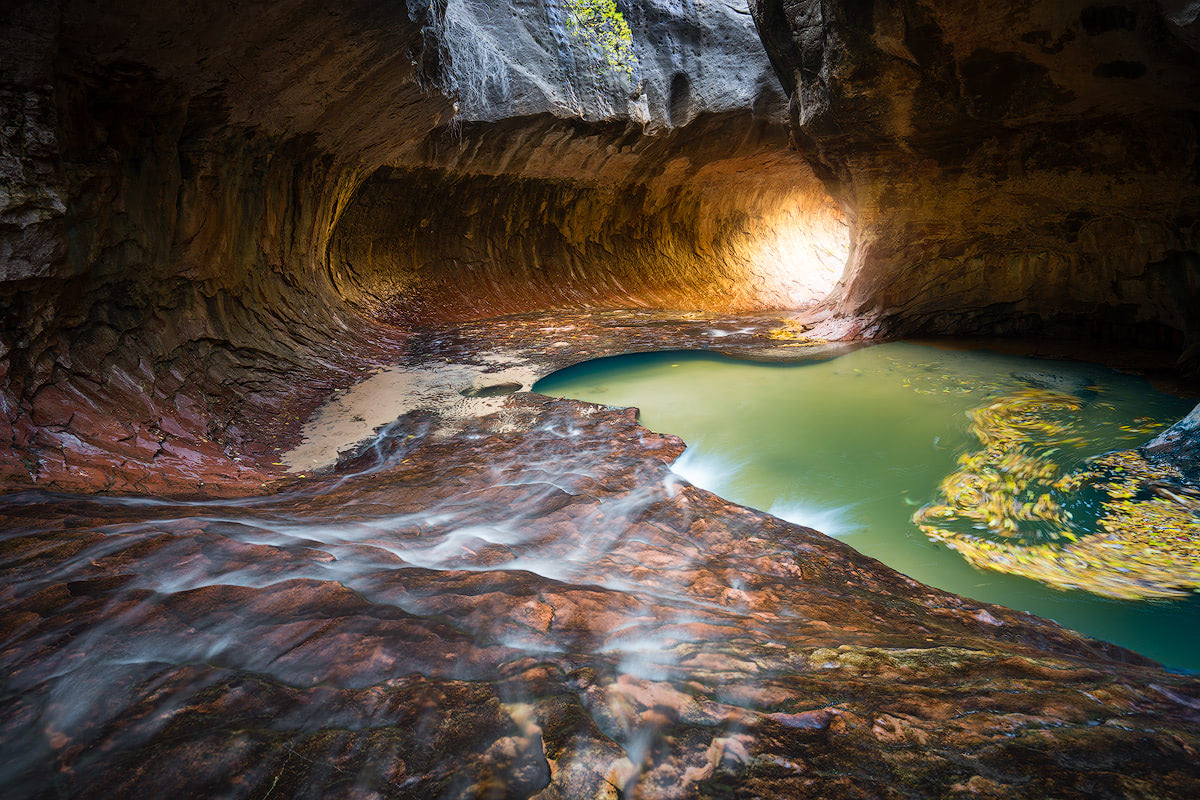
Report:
534,342,1200,671
6,328,1200,795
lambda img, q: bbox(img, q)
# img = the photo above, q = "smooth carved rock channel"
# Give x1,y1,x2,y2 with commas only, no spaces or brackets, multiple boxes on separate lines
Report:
4,312,1200,799
4,0,1200,797
751,0,1200,346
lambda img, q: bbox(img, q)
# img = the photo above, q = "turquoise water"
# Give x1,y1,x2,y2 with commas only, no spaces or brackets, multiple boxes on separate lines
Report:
534,342,1200,671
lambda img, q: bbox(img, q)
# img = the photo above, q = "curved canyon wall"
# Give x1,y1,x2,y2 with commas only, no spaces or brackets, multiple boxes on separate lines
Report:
5,6,1200,798
752,0,1200,348
0,0,456,491
5,0,1200,492
0,0,844,491
328,0,848,321
328,114,846,321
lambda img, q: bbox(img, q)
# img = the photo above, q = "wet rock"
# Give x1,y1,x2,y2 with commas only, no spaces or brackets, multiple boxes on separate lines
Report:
3,382,1200,797
751,0,1200,350
0,2,846,491
2,0,1200,795
1145,400,1200,481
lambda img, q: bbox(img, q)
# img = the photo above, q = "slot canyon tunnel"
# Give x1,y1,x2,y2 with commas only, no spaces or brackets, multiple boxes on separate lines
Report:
3,1,1200,798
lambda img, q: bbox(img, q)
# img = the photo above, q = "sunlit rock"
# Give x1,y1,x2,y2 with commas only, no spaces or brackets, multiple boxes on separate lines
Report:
2,1,1200,797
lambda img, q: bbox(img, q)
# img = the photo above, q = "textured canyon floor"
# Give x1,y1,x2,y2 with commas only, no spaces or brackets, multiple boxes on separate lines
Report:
2,311,1200,800
6,0,1200,796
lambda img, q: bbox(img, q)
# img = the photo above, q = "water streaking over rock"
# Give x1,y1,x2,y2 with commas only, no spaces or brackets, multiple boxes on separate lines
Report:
534,342,1200,669
5,393,1200,799
767,498,863,538
3,314,1200,799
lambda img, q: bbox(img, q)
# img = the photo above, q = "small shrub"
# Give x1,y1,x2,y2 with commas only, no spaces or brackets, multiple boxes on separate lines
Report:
564,0,636,76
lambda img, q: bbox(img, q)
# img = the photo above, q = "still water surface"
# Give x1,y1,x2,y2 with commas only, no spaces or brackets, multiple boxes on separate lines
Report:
534,342,1200,671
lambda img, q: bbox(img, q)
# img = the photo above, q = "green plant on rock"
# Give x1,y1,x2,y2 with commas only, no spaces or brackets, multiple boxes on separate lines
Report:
564,0,636,77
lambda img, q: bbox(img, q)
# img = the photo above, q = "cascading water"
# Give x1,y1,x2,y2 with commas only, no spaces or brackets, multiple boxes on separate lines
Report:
5,311,1200,798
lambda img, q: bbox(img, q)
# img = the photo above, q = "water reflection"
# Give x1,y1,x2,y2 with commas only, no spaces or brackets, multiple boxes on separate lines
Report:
4,339,1199,797
535,343,1200,670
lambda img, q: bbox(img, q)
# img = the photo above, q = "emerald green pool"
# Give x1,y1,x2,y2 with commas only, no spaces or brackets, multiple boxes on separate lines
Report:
534,342,1200,671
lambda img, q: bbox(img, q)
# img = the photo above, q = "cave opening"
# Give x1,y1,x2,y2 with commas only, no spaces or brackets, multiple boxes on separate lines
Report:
4,0,1200,797
325,121,852,326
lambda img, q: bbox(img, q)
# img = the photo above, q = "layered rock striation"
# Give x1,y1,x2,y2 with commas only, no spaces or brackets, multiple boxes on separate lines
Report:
752,0,1200,347
3,353,1199,798
0,0,450,490
4,3,1200,798
0,0,843,491
329,115,846,322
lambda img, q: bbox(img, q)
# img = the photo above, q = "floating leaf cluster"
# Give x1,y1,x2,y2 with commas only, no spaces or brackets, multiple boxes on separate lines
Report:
914,390,1082,541
766,321,826,346
914,390,1200,600
883,356,1017,398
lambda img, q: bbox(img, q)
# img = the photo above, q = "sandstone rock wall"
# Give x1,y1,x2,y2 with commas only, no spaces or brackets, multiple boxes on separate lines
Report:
329,113,847,321
0,0,449,489
752,0,1200,348
0,0,847,490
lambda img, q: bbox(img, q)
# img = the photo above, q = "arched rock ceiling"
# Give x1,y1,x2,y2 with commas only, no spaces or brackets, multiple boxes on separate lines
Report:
0,0,843,489
752,0,1200,347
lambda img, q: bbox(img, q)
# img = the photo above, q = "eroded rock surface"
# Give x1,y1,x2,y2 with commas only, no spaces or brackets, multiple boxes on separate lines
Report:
0,1,845,492
329,116,847,322
4,378,1200,798
4,1,1200,798
434,0,784,126
1,0,447,491
752,0,1200,347
2,312,1199,797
